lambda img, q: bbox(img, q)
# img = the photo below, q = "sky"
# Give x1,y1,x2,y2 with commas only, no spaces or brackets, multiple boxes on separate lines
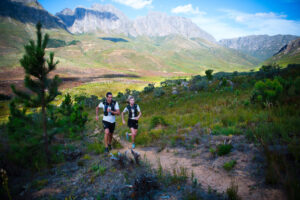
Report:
39,0,300,40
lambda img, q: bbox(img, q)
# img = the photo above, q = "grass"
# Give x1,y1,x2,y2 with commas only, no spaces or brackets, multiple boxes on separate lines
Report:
226,182,241,200
223,160,237,171
217,144,233,156
87,142,105,155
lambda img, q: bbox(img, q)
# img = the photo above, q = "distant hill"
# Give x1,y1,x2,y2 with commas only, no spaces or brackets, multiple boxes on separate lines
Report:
264,38,300,65
0,0,259,74
219,35,299,62
0,0,66,29
56,5,216,43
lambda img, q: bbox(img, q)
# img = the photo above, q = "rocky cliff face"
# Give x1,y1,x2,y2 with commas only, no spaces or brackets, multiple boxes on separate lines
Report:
219,35,299,61
0,0,66,29
133,12,215,42
56,4,136,36
56,5,216,42
274,38,300,56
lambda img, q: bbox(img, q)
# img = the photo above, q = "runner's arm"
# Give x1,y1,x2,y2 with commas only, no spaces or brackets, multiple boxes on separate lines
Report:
111,109,120,115
135,111,142,120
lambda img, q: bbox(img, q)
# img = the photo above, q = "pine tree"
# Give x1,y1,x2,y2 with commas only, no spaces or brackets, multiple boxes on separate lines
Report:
11,22,61,166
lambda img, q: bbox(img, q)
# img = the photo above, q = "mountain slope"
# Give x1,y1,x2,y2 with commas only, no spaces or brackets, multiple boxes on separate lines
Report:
56,5,216,42
219,35,299,62
0,0,66,29
56,4,136,36
264,38,300,65
133,12,215,42
0,0,257,73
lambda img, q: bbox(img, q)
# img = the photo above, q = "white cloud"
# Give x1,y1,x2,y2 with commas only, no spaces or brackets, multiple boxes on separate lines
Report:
171,4,205,15
112,0,152,9
174,8,300,40
220,9,300,37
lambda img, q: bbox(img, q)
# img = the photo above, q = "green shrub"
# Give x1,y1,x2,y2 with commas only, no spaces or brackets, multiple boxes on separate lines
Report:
58,94,88,139
150,116,167,129
153,87,165,97
217,144,232,156
212,126,241,136
205,69,214,81
189,80,208,91
251,78,283,105
47,38,66,48
134,131,154,146
143,84,155,93
223,160,237,171
226,182,241,200
169,167,188,185
91,164,107,176
87,142,105,154
6,102,54,169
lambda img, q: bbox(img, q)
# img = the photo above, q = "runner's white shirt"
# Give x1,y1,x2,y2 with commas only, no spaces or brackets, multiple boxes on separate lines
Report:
123,104,141,119
98,101,119,123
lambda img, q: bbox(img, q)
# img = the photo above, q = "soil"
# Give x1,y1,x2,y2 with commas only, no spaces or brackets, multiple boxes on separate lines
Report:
115,129,285,200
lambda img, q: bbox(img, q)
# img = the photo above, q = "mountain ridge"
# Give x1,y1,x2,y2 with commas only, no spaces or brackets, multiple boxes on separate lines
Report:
265,37,300,65
55,4,216,42
219,35,299,62
0,0,66,29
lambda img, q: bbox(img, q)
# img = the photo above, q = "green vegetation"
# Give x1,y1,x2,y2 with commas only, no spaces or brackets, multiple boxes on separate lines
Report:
0,19,258,72
0,23,299,199
217,144,233,156
226,182,241,200
47,38,80,48
223,160,237,171
10,22,61,166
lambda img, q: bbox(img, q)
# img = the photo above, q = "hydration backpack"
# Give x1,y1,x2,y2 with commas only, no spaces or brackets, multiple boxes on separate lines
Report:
127,104,138,119
103,100,116,116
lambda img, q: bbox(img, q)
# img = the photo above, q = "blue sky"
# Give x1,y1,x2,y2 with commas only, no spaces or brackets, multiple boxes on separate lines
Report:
39,0,300,40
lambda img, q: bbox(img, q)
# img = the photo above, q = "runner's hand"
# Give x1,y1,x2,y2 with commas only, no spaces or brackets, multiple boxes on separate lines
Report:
135,117,139,120
107,108,111,112
122,120,126,125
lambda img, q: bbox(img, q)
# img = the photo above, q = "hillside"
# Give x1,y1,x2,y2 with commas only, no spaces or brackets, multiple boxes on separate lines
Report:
219,35,299,62
0,0,260,73
2,65,300,199
0,19,258,74
264,38,300,65
55,5,215,42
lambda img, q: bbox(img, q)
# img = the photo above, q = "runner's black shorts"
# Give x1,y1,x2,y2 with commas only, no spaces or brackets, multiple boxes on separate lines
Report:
128,119,138,129
102,120,115,133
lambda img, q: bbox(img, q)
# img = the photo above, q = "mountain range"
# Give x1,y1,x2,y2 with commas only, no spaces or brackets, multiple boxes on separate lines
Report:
0,0,299,73
264,37,300,65
55,5,216,42
219,35,299,62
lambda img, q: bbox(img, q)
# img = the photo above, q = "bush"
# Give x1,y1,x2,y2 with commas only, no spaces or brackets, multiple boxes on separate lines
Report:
116,89,140,103
58,94,88,139
217,144,232,156
189,80,209,91
153,87,165,97
74,94,99,108
223,160,237,171
150,116,167,129
256,64,281,79
87,142,105,154
251,78,283,105
6,102,62,169
205,69,214,81
226,182,241,200
143,84,155,93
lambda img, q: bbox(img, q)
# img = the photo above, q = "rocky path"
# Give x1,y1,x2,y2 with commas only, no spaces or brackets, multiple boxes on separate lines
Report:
114,135,285,200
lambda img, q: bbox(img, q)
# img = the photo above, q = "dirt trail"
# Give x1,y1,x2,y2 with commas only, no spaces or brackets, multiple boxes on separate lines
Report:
114,135,285,200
